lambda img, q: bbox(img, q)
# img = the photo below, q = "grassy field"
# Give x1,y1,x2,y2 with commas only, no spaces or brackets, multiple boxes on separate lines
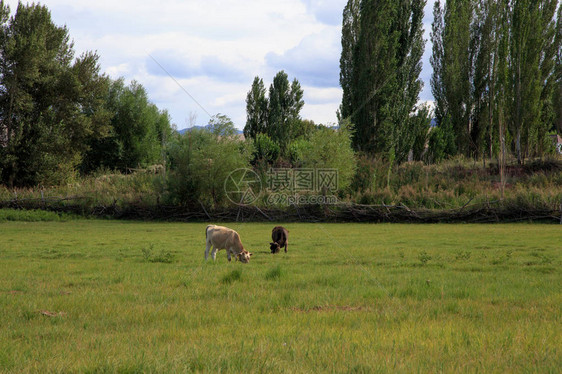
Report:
0,218,560,373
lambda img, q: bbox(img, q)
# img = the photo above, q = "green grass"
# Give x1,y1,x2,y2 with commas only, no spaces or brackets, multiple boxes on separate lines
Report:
0,220,560,372
0,208,79,222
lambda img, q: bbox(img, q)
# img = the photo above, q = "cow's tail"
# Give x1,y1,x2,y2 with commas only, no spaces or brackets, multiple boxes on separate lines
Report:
205,225,212,240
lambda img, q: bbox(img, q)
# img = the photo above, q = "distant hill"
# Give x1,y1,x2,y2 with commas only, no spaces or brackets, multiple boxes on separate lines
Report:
177,126,243,135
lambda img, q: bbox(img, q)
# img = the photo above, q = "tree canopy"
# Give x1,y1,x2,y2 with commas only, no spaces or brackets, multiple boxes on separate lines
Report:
0,1,110,186
431,0,561,163
244,71,305,156
0,2,172,185
340,0,427,163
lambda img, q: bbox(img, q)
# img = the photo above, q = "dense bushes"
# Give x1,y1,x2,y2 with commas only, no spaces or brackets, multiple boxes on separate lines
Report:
252,134,280,165
166,116,253,206
347,156,562,210
2,153,560,217
291,122,356,191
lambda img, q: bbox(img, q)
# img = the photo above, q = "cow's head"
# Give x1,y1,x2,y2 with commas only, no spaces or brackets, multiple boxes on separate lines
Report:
237,250,252,263
270,242,280,254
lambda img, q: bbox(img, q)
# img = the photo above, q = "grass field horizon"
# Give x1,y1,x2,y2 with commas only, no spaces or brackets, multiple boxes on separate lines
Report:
1,219,560,372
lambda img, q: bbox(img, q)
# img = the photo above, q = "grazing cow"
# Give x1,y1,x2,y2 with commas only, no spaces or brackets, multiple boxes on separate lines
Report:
270,226,289,254
205,225,252,263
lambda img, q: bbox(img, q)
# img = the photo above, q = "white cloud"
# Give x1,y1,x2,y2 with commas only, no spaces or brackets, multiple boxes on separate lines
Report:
303,0,347,25
304,87,342,105
5,0,436,129
266,27,342,88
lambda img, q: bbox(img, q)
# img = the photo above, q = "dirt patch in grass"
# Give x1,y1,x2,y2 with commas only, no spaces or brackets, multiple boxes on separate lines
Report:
291,305,369,313
40,310,66,317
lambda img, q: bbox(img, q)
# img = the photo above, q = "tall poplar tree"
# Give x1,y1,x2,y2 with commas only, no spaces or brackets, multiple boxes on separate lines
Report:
430,0,447,127
344,0,426,162
267,71,304,154
243,76,268,140
555,5,562,135
534,0,559,156
508,0,558,163
339,0,361,120
443,0,474,155
471,0,500,161
243,71,304,155
432,0,559,162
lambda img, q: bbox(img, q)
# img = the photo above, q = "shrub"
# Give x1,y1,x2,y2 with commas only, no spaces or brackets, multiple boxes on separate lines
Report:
351,154,382,193
426,117,456,164
288,138,313,167
297,121,356,191
253,133,280,164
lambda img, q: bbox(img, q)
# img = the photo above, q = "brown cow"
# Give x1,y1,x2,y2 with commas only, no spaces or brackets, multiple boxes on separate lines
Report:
205,225,252,263
270,226,289,254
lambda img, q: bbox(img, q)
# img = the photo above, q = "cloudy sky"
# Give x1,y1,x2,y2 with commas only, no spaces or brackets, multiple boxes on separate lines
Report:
6,0,436,130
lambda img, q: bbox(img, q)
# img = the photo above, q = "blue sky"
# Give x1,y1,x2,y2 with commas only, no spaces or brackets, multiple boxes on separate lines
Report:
6,0,436,130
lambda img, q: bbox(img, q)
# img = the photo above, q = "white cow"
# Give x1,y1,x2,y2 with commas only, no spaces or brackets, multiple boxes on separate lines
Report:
205,225,252,263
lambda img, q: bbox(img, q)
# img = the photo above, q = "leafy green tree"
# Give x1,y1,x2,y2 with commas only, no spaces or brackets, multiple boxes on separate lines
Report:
208,113,237,137
339,0,361,120
243,72,305,160
508,0,558,163
291,119,317,141
432,0,559,162
0,2,110,186
443,0,474,155
392,0,426,163
83,79,171,172
534,0,559,156
244,76,268,139
345,0,426,163
296,121,356,191
555,5,562,135
430,0,447,133
471,0,496,161
288,137,314,167
267,71,304,154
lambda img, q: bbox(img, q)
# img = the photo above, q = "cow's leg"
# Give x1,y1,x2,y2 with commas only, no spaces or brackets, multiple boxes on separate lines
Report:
227,248,232,262
205,240,212,260
211,246,218,261
284,242,288,253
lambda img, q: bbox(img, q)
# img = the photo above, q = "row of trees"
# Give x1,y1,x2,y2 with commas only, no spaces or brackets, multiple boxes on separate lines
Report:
0,2,171,187
244,71,316,155
339,0,561,165
243,71,356,191
431,0,561,164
